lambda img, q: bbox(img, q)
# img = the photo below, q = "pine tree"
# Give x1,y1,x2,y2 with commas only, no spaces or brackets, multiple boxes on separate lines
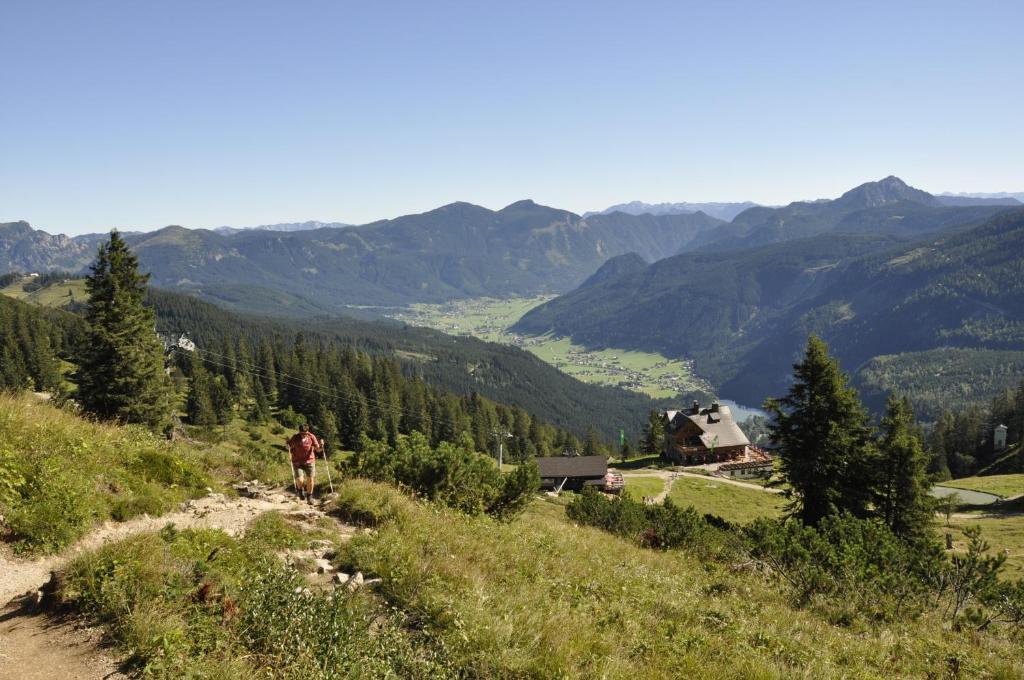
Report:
186,353,217,427
876,395,934,540
249,378,270,423
765,336,876,526
642,409,664,456
210,375,234,425
77,231,171,428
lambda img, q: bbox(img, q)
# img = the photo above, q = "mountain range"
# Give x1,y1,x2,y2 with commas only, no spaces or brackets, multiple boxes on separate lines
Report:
515,179,1024,417
0,203,725,313
586,200,760,222
212,220,351,236
682,176,1013,252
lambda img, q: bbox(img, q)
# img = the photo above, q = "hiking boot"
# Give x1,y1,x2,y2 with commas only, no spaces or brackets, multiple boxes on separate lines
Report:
306,494,314,505
297,489,306,501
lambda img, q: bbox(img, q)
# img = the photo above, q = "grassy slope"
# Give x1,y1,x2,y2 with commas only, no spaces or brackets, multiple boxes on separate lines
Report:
0,392,343,554
0,276,87,308
6,397,1023,676
940,473,1024,499
336,480,1022,679
0,393,211,553
668,476,786,524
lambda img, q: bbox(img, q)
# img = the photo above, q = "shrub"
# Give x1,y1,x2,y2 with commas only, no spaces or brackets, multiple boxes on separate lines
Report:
344,432,538,520
744,514,944,619
567,488,714,550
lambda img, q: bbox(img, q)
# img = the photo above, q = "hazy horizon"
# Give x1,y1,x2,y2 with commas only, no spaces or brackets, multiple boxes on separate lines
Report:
3,1,1022,236
5,178,1024,238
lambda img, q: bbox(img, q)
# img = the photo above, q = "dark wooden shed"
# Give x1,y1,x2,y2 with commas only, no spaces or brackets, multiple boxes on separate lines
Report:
537,455,608,491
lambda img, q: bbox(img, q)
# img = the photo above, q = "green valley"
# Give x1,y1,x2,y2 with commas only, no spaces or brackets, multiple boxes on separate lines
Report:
390,295,710,399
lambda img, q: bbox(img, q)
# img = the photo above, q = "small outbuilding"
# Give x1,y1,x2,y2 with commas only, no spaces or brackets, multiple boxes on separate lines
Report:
537,455,609,492
994,424,1008,451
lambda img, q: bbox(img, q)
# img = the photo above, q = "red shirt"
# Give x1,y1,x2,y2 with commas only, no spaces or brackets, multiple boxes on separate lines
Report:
288,432,321,465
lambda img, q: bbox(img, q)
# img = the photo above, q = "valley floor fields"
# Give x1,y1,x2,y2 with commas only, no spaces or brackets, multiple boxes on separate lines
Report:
1,276,86,308
389,295,711,399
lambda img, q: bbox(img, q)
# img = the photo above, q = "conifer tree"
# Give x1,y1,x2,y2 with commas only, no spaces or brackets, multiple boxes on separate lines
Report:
249,378,270,423
210,375,234,425
876,395,934,539
77,231,171,428
186,353,217,427
765,336,876,526
642,409,664,456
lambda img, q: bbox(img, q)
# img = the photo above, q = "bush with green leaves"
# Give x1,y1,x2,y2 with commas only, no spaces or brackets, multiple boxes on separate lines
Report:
344,432,538,519
566,487,716,551
744,514,945,620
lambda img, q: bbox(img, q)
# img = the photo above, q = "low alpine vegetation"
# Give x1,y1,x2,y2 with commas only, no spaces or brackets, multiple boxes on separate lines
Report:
0,392,209,553
343,432,539,519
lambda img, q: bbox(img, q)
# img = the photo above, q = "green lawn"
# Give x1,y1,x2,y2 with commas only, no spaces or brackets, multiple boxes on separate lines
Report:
668,476,785,524
621,475,664,500
941,474,1024,499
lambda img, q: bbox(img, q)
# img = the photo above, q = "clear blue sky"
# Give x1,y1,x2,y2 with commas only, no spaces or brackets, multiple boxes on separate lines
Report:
2,1,1022,235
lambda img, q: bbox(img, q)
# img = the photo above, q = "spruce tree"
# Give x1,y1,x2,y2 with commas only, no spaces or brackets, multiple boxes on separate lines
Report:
186,353,217,427
765,336,875,526
643,409,664,456
210,375,234,425
77,231,171,428
876,395,934,540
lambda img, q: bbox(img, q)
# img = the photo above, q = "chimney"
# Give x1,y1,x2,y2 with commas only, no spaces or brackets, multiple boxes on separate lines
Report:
691,400,700,415
710,402,720,413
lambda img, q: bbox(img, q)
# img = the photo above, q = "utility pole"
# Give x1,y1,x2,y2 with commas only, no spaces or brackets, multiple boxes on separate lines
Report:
492,430,512,469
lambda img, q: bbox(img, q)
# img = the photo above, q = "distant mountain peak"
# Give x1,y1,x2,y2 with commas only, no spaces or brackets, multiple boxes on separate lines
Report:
835,176,940,209
502,199,538,210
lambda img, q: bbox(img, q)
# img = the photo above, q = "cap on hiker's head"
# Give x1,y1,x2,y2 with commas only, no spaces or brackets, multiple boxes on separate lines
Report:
299,423,309,433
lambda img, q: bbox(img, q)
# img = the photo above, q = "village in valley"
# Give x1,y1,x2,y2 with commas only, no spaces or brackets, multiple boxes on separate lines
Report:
387,295,712,399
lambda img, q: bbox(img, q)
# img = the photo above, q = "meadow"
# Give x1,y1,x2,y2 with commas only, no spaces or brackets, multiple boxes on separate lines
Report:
940,473,1024,499
0,275,87,309
667,475,786,524
390,296,709,398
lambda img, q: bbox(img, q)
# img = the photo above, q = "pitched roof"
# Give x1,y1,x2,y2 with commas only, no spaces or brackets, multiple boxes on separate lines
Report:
536,455,608,479
669,404,750,449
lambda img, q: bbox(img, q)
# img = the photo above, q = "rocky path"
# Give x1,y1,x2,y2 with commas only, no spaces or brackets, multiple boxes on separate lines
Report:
0,486,340,679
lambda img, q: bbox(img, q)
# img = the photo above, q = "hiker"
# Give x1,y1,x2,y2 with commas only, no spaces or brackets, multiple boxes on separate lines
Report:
287,423,323,503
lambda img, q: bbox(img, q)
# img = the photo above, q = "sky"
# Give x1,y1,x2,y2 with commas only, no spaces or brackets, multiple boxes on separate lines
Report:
2,1,1022,235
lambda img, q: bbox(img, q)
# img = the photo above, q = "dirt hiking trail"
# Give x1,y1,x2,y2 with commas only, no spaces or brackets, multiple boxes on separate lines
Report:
0,488,346,679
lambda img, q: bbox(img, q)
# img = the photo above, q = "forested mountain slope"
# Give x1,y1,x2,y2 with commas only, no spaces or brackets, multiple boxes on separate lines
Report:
1,203,724,312
148,290,656,439
516,208,1024,417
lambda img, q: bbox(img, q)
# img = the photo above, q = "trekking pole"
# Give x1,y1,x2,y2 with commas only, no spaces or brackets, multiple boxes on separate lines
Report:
289,458,299,494
321,442,335,494
286,437,300,496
